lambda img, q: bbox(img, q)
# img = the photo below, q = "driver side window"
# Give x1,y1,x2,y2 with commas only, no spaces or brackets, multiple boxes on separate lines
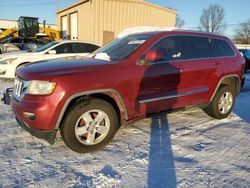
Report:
141,36,184,64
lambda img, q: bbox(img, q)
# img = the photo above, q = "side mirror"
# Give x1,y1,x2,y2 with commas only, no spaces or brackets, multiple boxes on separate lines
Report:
48,50,56,54
141,49,164,64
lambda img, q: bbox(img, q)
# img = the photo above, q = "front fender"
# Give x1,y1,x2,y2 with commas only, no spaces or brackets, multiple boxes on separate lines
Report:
54,89,128,129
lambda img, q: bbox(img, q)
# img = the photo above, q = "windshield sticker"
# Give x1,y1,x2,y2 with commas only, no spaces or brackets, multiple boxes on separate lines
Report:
94,53,111,61
128,40,146,45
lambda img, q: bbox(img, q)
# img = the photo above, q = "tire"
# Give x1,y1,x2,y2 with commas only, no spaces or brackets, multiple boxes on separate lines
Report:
60,98,119,153
204,85,235,119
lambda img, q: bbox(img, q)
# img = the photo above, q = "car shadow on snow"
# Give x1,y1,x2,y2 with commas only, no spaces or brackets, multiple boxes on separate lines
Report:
147,114,176,188
233,71,250,124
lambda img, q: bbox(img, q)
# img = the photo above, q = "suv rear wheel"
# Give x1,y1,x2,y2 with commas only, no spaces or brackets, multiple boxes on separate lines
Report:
61,98,119,153
204,85,235,119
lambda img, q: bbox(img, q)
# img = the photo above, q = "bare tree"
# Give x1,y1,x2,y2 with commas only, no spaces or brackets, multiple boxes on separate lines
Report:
234,19,250,44
199,4,226,34
175,15,185,28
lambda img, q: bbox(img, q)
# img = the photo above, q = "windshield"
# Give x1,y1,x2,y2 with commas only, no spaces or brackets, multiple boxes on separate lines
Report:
93,34,152,61
33,41,59,52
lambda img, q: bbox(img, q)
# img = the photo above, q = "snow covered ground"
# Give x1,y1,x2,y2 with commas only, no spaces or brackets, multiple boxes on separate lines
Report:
0,73,249,188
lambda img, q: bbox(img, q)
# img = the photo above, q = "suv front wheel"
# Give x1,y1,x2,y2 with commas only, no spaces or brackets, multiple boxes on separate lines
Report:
61,98,119,153
205,85,235,119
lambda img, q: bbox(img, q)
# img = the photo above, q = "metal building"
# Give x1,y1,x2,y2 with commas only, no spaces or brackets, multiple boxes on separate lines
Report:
57,0,176,45
0,18,58,30
0,19,18,29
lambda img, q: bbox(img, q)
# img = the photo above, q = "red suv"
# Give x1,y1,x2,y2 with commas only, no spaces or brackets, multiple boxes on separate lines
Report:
3,30,245,153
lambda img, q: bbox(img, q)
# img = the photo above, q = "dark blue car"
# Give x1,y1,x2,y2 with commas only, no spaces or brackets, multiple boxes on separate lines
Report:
239,49,250,70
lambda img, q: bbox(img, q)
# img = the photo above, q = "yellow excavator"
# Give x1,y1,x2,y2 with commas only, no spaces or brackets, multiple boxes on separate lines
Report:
0,16,61,41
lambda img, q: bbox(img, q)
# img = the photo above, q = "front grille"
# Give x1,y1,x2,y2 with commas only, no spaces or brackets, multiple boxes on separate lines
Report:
13,77,29,100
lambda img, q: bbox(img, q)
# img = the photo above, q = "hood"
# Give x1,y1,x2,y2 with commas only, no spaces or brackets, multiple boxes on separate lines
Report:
17,57,116,80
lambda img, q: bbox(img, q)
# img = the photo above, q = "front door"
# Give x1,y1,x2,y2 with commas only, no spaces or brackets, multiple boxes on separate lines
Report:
135,36,188,115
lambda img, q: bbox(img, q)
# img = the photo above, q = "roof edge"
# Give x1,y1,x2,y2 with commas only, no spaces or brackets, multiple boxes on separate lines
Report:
57,0,90,14
56,0,177,15
139,1,177,14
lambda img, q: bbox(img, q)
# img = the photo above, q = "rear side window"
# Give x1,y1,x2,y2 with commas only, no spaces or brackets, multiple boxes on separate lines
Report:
186,36,214,59
74,43,99,53
213,39,235,57
53,43,74,54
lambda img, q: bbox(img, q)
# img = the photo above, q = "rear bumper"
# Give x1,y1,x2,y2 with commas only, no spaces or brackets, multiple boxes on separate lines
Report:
15,116,57,144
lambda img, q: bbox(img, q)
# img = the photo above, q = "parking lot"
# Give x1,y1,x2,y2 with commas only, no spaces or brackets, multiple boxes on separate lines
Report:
0,72,249,187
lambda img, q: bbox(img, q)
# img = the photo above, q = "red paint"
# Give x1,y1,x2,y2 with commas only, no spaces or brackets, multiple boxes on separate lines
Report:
12,31,245,131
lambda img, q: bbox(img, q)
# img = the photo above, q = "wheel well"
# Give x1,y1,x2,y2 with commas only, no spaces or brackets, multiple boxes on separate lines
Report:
59,93,121,129
220,76,240,95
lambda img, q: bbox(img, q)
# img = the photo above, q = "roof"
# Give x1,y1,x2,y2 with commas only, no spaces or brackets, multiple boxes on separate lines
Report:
57,0,176,14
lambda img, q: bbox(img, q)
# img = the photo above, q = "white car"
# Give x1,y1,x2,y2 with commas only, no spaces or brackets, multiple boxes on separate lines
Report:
0,40,100,78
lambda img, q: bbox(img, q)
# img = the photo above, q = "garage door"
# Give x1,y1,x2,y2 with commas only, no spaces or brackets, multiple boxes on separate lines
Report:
61,16,67,39
70,12,78,40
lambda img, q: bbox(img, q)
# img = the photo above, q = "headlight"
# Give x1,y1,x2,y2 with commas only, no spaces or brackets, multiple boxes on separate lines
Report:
27,80,56,95
0,58,17,65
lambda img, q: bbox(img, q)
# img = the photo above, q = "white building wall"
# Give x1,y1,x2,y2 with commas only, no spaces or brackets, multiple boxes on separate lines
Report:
0,19,17,29
0,19,57,30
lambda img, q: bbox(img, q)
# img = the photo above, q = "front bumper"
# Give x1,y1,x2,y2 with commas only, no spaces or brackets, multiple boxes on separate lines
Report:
7,87,63,144
15,116,57,144
2,89,58,144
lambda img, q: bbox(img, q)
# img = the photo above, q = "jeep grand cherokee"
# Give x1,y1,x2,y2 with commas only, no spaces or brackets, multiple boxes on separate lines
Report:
3,30,245,153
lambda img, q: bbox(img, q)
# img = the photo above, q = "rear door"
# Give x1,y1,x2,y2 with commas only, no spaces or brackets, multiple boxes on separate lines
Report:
180,36,219,105
212,38,237,72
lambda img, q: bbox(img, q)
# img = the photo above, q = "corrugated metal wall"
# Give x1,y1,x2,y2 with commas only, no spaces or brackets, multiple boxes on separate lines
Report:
57,0,176,45
91,0,176,44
